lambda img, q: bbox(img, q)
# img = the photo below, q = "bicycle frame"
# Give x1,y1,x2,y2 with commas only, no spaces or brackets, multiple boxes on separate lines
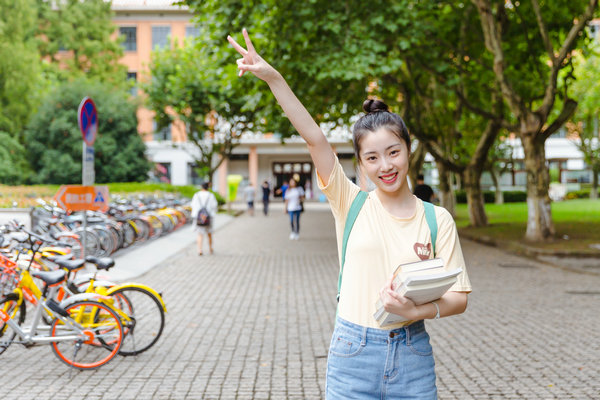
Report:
1,284,97,345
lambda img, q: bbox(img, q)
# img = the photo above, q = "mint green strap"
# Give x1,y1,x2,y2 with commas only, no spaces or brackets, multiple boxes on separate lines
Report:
337,191,368,302
423,201,437,257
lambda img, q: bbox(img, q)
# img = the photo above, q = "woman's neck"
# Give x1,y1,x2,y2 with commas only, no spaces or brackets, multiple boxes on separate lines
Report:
375,186,416,218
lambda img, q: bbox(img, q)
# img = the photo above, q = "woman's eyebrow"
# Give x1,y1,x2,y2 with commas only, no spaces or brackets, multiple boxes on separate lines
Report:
362,144,402,156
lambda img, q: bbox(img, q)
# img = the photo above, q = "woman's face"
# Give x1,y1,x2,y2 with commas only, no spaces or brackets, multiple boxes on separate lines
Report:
358,127,410,194
289,179,297,188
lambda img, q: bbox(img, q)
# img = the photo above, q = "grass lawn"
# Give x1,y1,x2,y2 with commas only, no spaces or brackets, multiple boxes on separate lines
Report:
455,199,600,254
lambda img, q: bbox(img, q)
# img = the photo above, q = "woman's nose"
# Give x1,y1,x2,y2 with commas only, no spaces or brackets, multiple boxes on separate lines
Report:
380,157,393,171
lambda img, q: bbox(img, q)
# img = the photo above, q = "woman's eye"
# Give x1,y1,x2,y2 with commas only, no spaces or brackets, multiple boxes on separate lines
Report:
390,150,399,156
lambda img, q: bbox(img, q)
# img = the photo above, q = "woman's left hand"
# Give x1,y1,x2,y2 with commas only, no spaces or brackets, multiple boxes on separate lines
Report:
379,275,418,320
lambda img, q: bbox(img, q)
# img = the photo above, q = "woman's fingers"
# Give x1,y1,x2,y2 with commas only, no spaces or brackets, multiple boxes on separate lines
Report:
236,60,260,77
242,28,256,54
227,35,248,56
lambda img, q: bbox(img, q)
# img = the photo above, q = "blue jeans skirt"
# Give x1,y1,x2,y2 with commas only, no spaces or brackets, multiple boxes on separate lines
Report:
326,317,437,400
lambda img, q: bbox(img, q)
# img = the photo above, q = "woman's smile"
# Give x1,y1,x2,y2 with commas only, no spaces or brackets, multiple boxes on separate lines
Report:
379,172,398,184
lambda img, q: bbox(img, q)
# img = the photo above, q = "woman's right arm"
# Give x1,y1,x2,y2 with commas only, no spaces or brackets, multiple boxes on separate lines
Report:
228,29,336,184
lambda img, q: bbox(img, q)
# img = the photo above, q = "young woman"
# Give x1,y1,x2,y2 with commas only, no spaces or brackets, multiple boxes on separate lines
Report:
228,29,471,399
284,178,305,240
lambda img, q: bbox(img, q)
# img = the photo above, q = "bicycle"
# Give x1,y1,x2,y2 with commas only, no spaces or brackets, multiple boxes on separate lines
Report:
0,251,124,369
60,255,167,356
5,224,166,357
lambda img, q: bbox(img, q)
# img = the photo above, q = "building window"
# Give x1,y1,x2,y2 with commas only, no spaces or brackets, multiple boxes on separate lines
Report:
185,25,200,39
272,162,313,197
152,121,172,141
127,72,137,96
120,27,137,51
188,163,204,185
152,26,171,50
153,163,171,183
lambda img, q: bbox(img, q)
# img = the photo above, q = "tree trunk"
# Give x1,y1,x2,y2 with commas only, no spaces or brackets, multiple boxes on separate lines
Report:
463,167,487,226
521,134,555,241
490,168,504,204
592,167,599,200
436,161,455,217
409,141,426,190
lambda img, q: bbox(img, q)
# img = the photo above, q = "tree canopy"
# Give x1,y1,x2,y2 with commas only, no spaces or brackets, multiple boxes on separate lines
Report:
37,0,126,87
145,38,261,180
0,0,43,139
25,79,151,184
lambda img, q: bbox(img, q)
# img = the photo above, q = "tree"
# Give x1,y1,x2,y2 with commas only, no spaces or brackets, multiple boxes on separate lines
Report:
186,0,504,224
485,137,515,205
0,132,31,184
25,79,151,184
471,0,598,240
0,0,43,140
37,0,126,87
145,40,260,181
569,45,600,199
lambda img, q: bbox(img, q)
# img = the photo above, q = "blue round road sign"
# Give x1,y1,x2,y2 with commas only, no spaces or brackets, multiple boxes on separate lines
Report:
78,97,98,146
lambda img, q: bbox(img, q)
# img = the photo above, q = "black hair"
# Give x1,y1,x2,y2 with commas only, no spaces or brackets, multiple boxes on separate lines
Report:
202,182,210,190
417,174,425,181
352,99,411,163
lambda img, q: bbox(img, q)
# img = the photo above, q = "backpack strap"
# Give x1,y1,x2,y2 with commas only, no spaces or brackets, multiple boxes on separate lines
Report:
423,201,438,257
337,190,368,302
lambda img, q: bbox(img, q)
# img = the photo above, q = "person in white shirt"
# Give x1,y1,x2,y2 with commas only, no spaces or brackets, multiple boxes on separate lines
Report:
243,182,256,216
284,178,305,240
191,182,218,255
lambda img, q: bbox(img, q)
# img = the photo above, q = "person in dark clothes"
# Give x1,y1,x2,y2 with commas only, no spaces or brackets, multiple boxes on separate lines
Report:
413,174,435,203
261,180,271,216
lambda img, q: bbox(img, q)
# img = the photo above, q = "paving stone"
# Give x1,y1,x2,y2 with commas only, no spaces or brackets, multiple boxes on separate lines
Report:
0,207,598,399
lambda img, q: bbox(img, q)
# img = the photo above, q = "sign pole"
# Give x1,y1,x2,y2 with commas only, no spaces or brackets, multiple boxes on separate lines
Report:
82,142,88,258
78,97,98,260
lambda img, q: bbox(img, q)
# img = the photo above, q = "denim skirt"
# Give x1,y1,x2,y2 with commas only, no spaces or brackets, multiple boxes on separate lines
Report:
326,317,437,400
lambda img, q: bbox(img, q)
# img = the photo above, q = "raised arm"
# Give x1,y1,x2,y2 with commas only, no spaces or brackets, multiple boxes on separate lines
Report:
228,29,336,184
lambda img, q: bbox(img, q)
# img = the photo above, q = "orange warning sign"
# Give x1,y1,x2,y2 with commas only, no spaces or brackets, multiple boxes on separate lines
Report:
54,185,109,212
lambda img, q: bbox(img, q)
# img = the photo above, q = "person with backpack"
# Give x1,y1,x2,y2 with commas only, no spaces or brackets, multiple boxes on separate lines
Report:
229,29,471,399
191,182,218,256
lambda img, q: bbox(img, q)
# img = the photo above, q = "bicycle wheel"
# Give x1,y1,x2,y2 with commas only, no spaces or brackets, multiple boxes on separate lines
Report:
0,294,25,355
50,300,123,369
109,286,165,356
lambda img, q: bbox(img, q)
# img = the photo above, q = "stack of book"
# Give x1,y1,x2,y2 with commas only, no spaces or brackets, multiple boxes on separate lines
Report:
374,258,462,327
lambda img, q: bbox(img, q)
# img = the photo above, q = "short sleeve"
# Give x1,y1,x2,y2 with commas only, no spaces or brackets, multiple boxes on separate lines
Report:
316,157,360,220
434,207,472,293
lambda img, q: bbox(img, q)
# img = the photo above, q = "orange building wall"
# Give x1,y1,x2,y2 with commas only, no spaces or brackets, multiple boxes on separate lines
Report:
114,13,194,142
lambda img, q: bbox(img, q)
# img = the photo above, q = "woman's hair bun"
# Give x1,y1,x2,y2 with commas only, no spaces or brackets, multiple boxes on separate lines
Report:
362,99,389,114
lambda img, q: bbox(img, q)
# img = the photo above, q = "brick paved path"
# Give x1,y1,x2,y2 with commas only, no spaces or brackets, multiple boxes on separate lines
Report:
1,206,599,399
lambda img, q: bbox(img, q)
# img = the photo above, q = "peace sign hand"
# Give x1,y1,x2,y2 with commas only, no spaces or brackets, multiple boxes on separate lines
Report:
227,29,279,83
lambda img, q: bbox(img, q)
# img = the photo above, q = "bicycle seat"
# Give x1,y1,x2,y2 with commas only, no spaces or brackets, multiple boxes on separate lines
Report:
55,258,85,272
31,269,67,286
85,256,115,270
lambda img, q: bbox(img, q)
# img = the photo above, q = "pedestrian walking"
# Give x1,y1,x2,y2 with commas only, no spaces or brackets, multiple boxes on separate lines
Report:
413,174,436,203
243,181,256,216
284,178,304,240
191,182,218,256
275,180,289,202
229,29,471,399
261,180,271,216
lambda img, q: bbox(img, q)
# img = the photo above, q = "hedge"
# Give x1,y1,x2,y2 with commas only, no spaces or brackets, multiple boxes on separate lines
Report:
565,189,600,199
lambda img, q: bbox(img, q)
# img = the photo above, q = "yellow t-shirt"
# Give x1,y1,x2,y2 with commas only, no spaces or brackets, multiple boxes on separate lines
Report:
318,157,472,329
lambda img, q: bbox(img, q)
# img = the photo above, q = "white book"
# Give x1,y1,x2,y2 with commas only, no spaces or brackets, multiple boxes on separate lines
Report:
373,258,462,327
